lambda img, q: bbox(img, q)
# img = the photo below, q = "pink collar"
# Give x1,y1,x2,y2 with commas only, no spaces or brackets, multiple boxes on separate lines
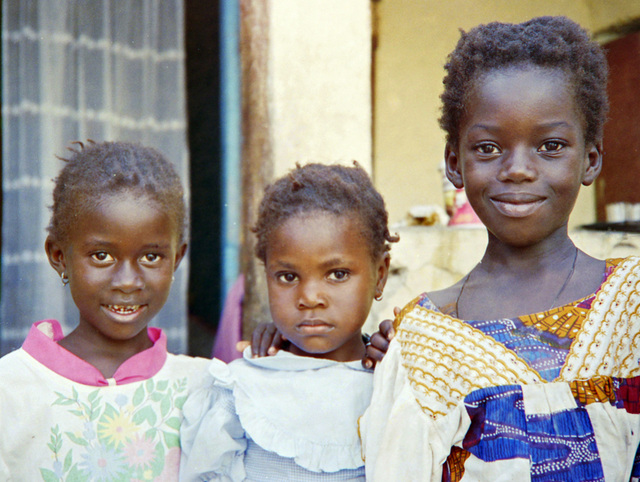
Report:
22,320,168,386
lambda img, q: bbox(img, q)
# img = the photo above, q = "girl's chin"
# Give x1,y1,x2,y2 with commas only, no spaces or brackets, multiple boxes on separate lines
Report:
288,341,365,362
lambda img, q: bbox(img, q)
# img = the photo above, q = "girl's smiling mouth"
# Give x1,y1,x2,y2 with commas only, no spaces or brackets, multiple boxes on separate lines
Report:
104,304,144,316
490,193,546,218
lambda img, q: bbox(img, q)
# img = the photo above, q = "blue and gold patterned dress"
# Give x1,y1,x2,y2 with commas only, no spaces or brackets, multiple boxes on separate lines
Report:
361,257,640,481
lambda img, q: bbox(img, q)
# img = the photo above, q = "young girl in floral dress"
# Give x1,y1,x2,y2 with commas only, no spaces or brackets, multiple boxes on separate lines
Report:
0,141,211,481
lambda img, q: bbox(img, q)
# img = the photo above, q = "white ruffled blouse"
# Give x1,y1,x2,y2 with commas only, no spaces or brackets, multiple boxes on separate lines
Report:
180,349,372,481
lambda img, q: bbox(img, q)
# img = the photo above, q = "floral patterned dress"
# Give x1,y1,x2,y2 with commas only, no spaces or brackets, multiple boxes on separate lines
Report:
0,320,209,481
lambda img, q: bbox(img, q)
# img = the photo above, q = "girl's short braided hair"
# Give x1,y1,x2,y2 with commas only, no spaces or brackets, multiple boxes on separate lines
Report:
440,16,608,147
253,162,399,263
48,140,187,244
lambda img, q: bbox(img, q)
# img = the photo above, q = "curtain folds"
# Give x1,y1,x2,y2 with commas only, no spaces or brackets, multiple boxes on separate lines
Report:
1,0,189,354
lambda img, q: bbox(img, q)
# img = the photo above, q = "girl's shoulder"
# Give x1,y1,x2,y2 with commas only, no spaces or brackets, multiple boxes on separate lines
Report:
0,348,32,383
165,353,210,371
422,284,461,317
392,283,461,327
159,354,214,391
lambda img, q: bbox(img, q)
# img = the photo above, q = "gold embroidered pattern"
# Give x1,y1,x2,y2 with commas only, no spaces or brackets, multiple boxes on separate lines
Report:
560,257,640,381
518,258,619,341
397,304,543,418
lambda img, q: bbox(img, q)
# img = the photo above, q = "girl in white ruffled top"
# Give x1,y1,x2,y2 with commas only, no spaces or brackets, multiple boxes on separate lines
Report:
179,162,398,481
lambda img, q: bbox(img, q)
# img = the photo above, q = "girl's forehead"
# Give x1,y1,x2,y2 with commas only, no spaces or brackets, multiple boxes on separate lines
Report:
95,189,156,205
273,211,368,245
89,191,169,219
76,192,179,234
279,210,359,231
473,65,571,95
464,66,583,126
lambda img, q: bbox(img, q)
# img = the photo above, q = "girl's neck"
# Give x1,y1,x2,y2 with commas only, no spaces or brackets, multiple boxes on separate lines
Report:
288,335,366,363
451,227,605,320
480,227,576,274
58,326,153,379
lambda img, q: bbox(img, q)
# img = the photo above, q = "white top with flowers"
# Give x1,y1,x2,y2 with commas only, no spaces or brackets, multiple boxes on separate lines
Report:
0,320,210,482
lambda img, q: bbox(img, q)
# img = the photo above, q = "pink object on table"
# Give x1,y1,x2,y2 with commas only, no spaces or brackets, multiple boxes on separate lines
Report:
447,188,483,226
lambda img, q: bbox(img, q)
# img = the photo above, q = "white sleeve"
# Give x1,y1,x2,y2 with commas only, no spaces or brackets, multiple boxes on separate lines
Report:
180,364,247,482
360,339,470,481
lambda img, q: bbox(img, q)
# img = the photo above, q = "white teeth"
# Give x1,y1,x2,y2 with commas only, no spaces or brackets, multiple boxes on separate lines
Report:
108,305,141,314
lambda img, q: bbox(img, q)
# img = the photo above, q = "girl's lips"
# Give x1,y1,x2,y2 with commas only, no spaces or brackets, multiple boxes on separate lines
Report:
102,304,146,320
490,195,545,218
106,304,142,314
296,320,334,335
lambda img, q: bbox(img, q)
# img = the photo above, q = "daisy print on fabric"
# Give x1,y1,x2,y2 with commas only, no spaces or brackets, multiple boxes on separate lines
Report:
39,378,187,481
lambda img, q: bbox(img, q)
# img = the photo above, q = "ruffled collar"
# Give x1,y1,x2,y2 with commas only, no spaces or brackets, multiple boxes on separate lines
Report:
226,349,372,472
242,346,370,372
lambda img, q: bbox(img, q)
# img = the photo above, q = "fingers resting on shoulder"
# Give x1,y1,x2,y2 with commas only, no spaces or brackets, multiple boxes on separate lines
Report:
236,322,285,358
361,316,397,370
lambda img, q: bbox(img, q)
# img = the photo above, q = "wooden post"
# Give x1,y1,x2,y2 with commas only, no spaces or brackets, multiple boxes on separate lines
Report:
240,0,273,338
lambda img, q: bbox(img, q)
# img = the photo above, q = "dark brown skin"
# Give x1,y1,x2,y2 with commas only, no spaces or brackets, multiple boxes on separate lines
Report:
45,193,186,379
362,315,396,369
441,67,604,320
364,65,607,369
237,322,288,358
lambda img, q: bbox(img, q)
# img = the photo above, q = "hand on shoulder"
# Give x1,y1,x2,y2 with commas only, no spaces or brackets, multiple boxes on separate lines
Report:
236,322,287,357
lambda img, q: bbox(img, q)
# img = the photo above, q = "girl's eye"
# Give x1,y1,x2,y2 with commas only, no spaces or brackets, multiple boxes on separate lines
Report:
328,270,349,281
475,143,500,155
142,253,162,263
539,140,565,152
277,272,298,283
91,252,113,263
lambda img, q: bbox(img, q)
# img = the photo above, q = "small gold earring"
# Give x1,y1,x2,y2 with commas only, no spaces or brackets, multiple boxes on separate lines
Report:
61,272,69,286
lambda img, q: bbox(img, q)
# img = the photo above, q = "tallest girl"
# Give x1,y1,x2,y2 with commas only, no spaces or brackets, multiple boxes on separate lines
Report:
361,16,640,481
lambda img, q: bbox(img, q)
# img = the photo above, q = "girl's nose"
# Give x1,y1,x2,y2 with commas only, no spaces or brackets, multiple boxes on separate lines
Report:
498,147,537,182
112,261,145,292
297,281,326,309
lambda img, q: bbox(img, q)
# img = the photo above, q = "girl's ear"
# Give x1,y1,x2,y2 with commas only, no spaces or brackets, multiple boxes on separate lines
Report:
445,143,464,189
173,243,188,271
374,252,391,300
582,141,603,186
44,236,66,276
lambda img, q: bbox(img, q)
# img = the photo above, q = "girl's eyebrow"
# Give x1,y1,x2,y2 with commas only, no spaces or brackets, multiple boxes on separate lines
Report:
81,239,172,250
81,239,113,248
269,257,348,270
270,260,296,270
469,120,574,132
534,121,575,130
319,257,348,269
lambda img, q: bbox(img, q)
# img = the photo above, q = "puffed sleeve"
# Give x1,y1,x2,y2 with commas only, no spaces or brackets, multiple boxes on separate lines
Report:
360,339,469,481
180,360,247,482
